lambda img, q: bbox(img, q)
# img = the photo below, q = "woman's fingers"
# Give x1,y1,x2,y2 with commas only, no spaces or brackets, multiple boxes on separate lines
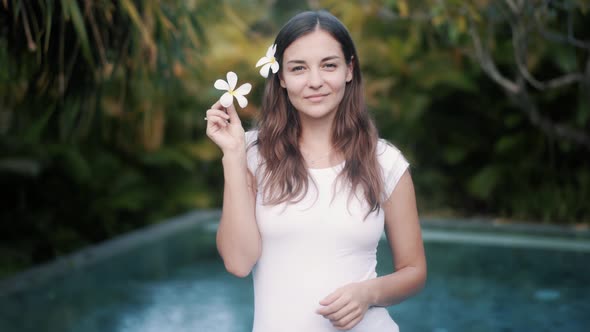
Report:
210,100,223,111
317,282,369,330
207,100,241,127
206,108,231,122
327,304,361,329
205,112,228,130
326,302,357,322
317,292,348,317
206,116,227,130
334,314,362,330
204,99,246,154
225,103,241,125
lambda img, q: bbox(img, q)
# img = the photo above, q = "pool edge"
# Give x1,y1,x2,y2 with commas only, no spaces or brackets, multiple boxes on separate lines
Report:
1,210,588,297
0,209,221,297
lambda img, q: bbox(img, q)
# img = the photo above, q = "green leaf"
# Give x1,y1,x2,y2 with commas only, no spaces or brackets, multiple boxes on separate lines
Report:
61,0,94,66
104,187,152,211
44,0,53,53
504,114,522,128
553,49,577,73
140,148,195,171
119,0,157,52
49,145,91,183
442,146,468,164
399,94,430,120
23,104,56,143
495,136,520,154
467,166,500,200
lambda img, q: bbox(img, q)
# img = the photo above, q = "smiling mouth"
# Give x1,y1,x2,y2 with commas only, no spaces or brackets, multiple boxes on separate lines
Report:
305,93,329,101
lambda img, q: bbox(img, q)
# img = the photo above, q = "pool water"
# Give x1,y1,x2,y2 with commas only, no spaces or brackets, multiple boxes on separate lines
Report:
0,219,588,332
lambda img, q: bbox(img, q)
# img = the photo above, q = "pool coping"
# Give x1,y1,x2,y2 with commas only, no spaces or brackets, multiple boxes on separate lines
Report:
1,210,588,297
0,209,221,297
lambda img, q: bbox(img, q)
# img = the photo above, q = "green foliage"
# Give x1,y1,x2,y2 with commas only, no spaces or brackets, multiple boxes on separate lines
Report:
0,0,223,276
351,0,590,223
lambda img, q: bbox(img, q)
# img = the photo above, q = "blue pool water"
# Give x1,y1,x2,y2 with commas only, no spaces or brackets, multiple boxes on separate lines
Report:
0,215,588,332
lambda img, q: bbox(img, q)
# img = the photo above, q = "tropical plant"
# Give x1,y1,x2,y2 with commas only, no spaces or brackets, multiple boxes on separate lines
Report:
0,0,221,276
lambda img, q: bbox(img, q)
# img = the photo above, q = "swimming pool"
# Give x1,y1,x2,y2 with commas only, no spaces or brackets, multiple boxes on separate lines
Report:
0,211,588,332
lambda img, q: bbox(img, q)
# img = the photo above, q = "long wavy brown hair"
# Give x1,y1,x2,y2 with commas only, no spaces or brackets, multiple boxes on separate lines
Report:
253,10,384,215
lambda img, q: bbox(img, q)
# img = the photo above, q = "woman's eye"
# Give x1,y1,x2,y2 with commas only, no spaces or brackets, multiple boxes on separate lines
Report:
323,63,337,69
291,66,305,72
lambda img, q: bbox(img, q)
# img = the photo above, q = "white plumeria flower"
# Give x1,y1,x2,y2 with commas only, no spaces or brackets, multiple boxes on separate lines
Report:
214,71,252,108
255,44,279,78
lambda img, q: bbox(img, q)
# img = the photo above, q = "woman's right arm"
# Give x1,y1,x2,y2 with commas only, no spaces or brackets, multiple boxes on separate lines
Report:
206,101,261,277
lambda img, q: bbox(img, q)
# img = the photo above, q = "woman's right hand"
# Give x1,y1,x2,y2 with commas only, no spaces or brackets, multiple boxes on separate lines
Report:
205,101,246,155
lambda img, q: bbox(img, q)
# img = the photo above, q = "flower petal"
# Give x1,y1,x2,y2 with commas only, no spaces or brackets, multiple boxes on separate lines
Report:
255,56,270,68
259,63,271,78
235,94,248,108
214,79,229,91
234,83,252,95
266,44,276,58
226,71,238,90
219,92,234,108
270,61,279,74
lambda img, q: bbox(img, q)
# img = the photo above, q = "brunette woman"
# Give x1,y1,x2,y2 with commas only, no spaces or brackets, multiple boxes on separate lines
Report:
205,10,426,332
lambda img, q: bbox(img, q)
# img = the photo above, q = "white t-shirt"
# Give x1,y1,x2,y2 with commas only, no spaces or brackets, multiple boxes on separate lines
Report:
245,130,409,332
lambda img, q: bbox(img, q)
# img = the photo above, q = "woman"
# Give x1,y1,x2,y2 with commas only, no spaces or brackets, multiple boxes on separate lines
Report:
205,10,426,332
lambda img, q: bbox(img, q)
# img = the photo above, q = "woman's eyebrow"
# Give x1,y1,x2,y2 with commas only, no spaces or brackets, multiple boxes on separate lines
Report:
321,55,340,62
285,55,341,65
286,59,306,65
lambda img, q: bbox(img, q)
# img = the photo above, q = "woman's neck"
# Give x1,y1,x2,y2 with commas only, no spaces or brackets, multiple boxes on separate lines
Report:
299,119,342,168
299,120,333,151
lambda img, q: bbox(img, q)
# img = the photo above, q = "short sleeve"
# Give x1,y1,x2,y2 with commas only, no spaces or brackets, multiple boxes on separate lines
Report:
245,130,260,175
377,139,410,198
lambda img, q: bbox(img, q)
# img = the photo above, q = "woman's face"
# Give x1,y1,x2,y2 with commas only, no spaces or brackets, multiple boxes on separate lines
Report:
279,29,353,123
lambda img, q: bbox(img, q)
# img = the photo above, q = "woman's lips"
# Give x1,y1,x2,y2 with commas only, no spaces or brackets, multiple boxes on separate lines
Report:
305,93,328,102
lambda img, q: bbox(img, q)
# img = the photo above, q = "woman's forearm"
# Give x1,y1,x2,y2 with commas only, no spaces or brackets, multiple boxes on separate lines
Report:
216,152,261,277
365,263,427,307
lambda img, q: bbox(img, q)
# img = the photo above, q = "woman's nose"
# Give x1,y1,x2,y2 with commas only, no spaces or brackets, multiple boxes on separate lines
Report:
307,68,323,88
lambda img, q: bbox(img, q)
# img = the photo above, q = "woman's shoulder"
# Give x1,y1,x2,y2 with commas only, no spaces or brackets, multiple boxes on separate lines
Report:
376,138,405,163
245,129,259,145
377,138,410,196
245,130,260,174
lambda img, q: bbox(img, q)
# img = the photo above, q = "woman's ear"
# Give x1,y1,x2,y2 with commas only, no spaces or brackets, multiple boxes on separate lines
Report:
279,72,286,88
346,56,354,83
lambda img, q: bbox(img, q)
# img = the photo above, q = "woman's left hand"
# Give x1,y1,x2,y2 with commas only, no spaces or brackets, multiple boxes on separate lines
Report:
316,282,371,330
